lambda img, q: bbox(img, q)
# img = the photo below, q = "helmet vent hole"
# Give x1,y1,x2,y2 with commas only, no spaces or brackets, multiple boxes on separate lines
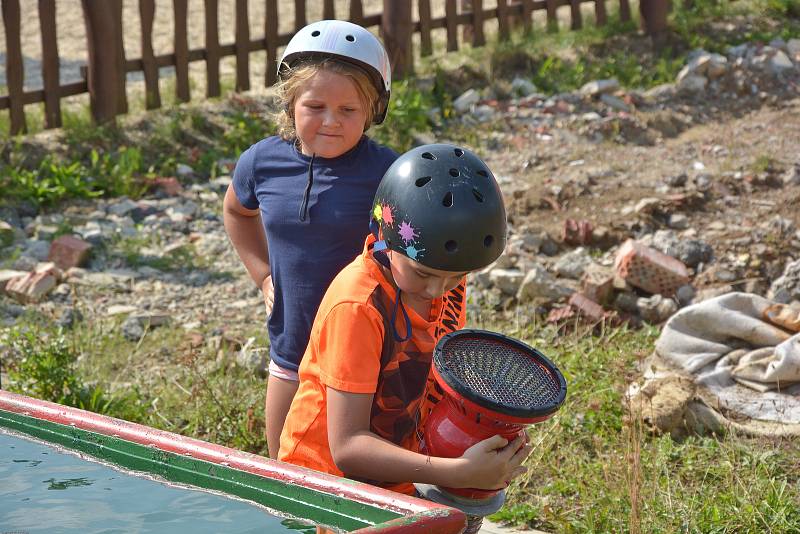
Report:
445,240,458,253
415,176,432,187
345,34,355,42
472,188,484,202
484,235,494,248
449,168,459,177
454,148,464,157
421,152,436,160
443,192,454,207
311,30,321,37
477,169,489,178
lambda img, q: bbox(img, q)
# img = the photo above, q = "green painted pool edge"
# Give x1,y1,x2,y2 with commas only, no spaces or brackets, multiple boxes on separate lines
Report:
0,409,402,531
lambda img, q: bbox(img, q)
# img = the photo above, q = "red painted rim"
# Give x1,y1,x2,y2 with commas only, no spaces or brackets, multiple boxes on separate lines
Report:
0,390,465,533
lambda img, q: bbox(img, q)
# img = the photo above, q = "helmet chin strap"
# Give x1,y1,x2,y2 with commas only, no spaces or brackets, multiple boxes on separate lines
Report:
369,219,412,342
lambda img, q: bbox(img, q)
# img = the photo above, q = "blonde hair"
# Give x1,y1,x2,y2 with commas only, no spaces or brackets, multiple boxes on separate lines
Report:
274,59,379,142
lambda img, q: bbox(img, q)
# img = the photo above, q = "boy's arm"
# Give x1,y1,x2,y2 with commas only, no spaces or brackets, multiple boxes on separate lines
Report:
327,387,531,490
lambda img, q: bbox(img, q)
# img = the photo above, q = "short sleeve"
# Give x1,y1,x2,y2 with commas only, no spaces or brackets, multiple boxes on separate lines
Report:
231,143,259,210
316,302,385,394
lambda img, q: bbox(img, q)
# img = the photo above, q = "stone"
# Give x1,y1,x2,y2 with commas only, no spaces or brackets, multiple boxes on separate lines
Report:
614,292,640,313
176,163,195,179
57,307,83,329
121,315,145,341
600,93,631,112
554,248,593,280
107,198,139,217
24,239,51,261
676,284,696,306
769,50,794,74
637,294,678,324
788,39,800,58
769,259,800,302
665,173,688,187
517,265,574,302
488,269,525,296
668,214,689,230
511,77,538,97
580,78,619,96
107,304,139,316
0,221,16,247
150,176,184,196
783,165,800,186
677,75,707,93
236,337,269,379
453,89,481,113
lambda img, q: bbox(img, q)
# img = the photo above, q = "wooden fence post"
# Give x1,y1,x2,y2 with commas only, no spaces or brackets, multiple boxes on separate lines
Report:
264,0,278,86
381,0,412,79
205,0,221,97
81,0,126,124
140,0,162,109
2,0,26,134
173,0,191,102
38,0,62,128
640,0,670,48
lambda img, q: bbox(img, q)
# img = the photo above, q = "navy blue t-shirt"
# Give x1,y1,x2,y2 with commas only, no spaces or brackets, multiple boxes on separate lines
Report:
232,135,398,372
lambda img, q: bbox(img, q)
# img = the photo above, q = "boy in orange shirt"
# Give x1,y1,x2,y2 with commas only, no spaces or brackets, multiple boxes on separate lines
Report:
279,144,530,515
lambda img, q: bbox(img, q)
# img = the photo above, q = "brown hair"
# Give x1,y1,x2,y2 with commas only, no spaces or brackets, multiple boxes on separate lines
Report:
274,59,379,142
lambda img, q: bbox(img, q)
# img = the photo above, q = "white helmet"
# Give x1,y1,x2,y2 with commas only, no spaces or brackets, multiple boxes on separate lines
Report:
279,20,391,124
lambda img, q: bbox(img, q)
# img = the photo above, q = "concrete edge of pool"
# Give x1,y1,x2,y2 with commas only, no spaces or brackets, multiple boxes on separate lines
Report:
0,390,467,533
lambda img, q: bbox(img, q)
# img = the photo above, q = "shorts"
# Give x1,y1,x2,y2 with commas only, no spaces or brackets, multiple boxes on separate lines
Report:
268,359,299,382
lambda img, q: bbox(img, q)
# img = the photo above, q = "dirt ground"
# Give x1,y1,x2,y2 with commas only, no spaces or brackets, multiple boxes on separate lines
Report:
497,99,800,232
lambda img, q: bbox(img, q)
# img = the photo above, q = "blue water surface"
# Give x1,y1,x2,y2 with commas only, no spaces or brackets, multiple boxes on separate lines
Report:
0,429,317,533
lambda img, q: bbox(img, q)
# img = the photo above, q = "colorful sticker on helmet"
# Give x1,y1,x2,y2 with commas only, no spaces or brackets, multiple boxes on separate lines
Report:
381,205,394,226
405,245,425,260
398,221,418,244
372,203,383,221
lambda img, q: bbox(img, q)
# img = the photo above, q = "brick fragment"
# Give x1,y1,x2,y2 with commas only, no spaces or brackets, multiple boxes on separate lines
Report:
614,239,689,296
48,235,92,270
581,264,615,305
568,293,606,323
5,271,57,303
563,218,594,246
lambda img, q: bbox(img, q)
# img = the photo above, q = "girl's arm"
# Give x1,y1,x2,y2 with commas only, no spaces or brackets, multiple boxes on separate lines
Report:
327,387,531,490
222,184,271,294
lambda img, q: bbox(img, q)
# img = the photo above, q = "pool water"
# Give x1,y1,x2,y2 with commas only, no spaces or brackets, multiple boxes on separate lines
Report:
0,430,317,533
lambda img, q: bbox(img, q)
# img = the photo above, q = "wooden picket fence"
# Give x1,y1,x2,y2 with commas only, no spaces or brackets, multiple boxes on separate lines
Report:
1,0,632,135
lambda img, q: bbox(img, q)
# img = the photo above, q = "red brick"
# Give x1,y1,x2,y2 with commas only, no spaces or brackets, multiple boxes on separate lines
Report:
547,306,575,324
149,176,183,196
614,239,689,296
581,264,615,305
0,270,28,292
563,218,593,246
48,235,92,270
568,293,606,323
5,271,56,303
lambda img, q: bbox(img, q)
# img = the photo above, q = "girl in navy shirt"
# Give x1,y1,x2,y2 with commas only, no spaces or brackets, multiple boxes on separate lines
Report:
223,20,398,458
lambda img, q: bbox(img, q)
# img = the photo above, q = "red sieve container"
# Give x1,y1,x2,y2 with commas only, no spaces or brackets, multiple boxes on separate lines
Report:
418,329,567,511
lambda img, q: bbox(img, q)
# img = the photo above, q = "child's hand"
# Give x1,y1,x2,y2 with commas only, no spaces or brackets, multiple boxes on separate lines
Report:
262,274,274,317
455,432,532,490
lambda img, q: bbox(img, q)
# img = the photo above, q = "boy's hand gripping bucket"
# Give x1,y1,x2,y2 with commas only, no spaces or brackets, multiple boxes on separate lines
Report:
415,329,567,516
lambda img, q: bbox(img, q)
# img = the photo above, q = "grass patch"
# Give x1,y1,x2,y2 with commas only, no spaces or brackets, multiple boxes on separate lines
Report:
471,318,800,533
4,307,798,530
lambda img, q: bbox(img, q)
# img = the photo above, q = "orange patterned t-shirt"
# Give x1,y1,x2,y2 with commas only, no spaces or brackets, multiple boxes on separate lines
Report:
278,234,466,494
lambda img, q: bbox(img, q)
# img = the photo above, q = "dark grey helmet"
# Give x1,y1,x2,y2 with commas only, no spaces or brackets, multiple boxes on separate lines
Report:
371,144,507,272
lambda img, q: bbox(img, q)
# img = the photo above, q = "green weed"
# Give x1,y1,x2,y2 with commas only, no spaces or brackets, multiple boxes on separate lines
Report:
4,326,147,422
